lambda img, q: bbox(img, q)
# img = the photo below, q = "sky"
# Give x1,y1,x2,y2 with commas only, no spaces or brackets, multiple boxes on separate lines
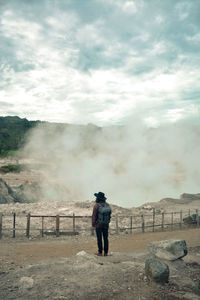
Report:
0,0,200,126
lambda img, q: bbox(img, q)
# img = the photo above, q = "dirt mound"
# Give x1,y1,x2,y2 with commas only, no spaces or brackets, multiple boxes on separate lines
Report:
180,193,200,202
141,193,200,211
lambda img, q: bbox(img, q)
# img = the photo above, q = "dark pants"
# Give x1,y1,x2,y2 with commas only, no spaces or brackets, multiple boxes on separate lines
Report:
96,225,109,254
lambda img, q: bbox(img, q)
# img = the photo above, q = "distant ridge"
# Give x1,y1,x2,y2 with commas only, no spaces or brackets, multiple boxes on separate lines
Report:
0,116,45,156
0,116,101,156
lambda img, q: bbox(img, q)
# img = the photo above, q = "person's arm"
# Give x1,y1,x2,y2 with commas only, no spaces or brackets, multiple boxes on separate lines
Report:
108,203,112,221
92,204,98,227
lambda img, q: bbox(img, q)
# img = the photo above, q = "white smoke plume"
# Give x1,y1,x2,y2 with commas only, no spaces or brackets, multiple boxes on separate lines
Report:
23,118,200,207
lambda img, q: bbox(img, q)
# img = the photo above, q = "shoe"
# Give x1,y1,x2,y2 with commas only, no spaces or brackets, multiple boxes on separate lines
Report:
95,253,102,256
104,253,108,256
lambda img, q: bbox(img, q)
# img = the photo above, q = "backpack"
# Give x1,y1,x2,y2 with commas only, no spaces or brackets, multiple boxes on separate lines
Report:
97,202,111,225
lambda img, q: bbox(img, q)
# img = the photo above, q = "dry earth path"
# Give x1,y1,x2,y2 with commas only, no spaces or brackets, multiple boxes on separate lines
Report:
0,227,200,268
0,228,200,300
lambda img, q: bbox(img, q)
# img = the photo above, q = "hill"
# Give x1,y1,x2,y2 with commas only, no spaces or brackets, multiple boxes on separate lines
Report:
0,116,100,157
0,116,41,156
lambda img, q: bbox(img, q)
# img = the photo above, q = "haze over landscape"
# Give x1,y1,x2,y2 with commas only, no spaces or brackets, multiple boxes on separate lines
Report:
20,118,199,207
1,4,200,300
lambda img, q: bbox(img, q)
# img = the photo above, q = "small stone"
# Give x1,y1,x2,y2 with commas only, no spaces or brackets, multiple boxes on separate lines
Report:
143,276,147,281
18,277,34,290
76,250,87,256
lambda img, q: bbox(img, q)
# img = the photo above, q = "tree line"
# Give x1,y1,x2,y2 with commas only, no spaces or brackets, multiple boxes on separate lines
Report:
0,116,40,157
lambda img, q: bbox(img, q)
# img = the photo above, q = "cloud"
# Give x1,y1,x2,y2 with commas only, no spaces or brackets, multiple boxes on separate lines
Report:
175,2,191,20
0,101,13,108
0,0,199,125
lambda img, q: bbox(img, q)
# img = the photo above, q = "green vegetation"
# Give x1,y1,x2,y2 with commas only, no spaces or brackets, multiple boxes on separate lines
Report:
0,150,19,157
0,116,40,157
0,164,27,173
0,115,96,158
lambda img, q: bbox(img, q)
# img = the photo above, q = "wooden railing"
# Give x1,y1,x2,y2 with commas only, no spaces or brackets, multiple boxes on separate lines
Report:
0,208,199,239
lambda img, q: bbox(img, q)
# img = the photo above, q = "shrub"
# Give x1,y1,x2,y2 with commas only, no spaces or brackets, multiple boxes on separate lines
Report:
0,164,26,173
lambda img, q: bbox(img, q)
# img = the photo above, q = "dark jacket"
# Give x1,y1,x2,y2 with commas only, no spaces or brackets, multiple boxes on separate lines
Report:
92,201,111,228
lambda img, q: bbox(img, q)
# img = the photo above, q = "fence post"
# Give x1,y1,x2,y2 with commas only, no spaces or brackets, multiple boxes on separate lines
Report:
115,215,119,234
26,213,31,238
141,214,145,233
41,216,44,237
13,213,16,238
196,209,199,227
171,212,174,230
56,215,60,237
73,213,75,233
0,213,2,239
130,216,133,234
179,210,182,229
152,208,155,232
161,212,164,231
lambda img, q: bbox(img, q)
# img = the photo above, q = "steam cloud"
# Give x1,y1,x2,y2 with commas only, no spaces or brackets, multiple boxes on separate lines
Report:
23,118,200,207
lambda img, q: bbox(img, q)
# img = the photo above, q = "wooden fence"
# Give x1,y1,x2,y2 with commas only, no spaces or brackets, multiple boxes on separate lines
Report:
0,208,199,239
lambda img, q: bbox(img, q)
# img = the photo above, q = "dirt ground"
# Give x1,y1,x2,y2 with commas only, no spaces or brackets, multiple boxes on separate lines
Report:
0,228,200,300
0,227,200,267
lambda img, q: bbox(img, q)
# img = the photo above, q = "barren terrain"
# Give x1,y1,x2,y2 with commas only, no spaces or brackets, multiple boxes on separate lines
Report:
1,160,200,299
0,228,200,300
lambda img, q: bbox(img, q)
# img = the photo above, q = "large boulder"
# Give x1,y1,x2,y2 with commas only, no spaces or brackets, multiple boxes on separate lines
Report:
148,239,187,261
145,258,169,283
183,214,200,225
0,178,18,203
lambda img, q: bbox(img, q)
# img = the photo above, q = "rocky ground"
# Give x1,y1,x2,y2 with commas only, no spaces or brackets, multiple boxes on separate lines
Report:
1,158,200,299
0,229,200,300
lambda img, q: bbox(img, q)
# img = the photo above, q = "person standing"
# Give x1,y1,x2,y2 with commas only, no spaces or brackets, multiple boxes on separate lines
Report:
92,192,112,256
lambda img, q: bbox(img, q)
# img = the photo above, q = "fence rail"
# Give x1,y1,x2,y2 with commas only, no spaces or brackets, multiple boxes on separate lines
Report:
0,208,199,239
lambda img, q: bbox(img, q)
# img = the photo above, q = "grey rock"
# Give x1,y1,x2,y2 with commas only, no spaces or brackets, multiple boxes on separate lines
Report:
145,258,169,283
0,178,18,203
0,178,41,204
183,253,200,265
183,215,196,224
148,239,187,261
183,214,200,225
14,182,41,203
18,276,34,290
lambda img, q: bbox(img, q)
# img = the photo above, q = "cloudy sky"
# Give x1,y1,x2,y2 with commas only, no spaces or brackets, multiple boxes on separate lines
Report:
0,0,200,126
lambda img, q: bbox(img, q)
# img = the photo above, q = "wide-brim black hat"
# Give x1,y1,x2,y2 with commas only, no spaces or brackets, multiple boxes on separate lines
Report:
94,192,107,201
